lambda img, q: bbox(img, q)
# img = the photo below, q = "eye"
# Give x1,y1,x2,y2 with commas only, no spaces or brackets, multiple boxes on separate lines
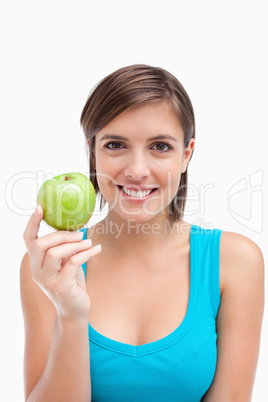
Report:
152,142,173,153
104,141,125,150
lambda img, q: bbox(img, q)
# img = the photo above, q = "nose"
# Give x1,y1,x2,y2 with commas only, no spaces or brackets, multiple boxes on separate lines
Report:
124,151,150,181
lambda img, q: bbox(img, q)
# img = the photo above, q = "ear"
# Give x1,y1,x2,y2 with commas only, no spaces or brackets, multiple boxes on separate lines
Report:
181,138,195,173
87,139,96,170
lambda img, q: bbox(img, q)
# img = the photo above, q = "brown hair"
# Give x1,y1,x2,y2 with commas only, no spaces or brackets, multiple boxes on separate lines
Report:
80,64,195,221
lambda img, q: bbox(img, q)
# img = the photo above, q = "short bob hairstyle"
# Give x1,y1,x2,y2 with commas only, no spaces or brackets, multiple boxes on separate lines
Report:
80,64,195,222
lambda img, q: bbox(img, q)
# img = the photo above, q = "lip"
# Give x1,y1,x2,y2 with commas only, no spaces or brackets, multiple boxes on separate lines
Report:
119,184,158,191
116,185,159,203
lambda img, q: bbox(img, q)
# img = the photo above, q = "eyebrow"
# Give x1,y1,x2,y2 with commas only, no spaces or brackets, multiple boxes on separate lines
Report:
99,134,178,142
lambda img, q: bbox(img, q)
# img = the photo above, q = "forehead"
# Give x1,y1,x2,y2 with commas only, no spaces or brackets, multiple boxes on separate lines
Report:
96,101,184,141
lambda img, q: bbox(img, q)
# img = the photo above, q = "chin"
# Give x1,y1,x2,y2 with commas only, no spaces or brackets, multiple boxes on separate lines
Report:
112,206,167,224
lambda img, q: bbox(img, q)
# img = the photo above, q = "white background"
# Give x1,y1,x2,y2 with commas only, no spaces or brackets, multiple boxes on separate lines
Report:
1,1,267,400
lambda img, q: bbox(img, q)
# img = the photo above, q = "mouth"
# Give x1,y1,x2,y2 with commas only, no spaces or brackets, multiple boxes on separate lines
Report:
116,185,159,199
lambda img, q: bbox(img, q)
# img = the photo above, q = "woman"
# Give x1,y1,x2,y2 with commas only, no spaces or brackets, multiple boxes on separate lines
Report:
21,64,264,401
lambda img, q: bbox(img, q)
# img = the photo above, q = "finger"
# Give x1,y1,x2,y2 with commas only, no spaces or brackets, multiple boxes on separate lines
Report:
43,239,93,277
23,205,44,253
36,229,84,250
60,244,102,281
31,230,85,271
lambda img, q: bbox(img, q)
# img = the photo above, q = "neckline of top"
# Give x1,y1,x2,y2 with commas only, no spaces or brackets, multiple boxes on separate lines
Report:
81,224,199,357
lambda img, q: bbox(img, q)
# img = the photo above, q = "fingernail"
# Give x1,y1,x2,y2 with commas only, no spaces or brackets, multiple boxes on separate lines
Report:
93,244,102,251
74,231,84,237
83,238,92,245
34,205,42,215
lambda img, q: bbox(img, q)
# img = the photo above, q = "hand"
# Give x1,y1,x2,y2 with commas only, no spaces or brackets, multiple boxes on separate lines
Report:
23,205,102,320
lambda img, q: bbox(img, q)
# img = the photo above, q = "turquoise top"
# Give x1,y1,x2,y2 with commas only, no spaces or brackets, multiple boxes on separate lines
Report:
81,224,222,401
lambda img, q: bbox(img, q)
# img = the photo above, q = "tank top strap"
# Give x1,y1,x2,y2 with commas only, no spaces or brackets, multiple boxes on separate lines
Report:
190,224,222,319
79,227,88,278
79,225,222,314
210,227,222,317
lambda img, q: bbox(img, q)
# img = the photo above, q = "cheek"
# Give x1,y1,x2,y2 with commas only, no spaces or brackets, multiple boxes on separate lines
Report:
158,161,182,189
95,158,119,202
96,172,114,196
95,148,121,175
165,173,182,204
95,151,114,181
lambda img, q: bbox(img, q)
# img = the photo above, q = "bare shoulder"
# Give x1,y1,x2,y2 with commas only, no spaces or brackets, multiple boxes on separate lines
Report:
220,230,264,262
219,231,265,294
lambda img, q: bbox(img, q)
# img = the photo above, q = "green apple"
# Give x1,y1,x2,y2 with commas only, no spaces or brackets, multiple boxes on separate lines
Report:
37,172,96,231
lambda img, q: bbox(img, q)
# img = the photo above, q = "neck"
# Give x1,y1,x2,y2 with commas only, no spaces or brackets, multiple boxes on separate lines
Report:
94,210,189,255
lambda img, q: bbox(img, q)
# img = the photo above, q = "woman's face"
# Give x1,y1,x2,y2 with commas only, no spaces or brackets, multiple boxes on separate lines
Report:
92,101,194,223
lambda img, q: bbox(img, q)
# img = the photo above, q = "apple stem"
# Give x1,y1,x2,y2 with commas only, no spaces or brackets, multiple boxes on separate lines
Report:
64,175,71,181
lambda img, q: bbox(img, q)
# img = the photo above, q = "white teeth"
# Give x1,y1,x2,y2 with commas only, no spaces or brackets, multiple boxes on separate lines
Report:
122,186,154,198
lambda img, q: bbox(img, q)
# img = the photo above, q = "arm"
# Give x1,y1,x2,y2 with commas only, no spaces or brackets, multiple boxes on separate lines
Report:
203,232,265,402
21,207,101,401
21,253,90,402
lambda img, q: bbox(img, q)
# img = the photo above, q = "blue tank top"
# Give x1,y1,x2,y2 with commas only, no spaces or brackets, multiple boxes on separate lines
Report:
81,224,222,401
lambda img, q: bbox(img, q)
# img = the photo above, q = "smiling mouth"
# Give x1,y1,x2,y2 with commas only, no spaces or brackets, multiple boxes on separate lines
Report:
117,185,158,198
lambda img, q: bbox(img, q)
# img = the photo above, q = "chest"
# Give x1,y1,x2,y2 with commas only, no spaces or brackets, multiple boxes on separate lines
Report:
86,247,190,346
